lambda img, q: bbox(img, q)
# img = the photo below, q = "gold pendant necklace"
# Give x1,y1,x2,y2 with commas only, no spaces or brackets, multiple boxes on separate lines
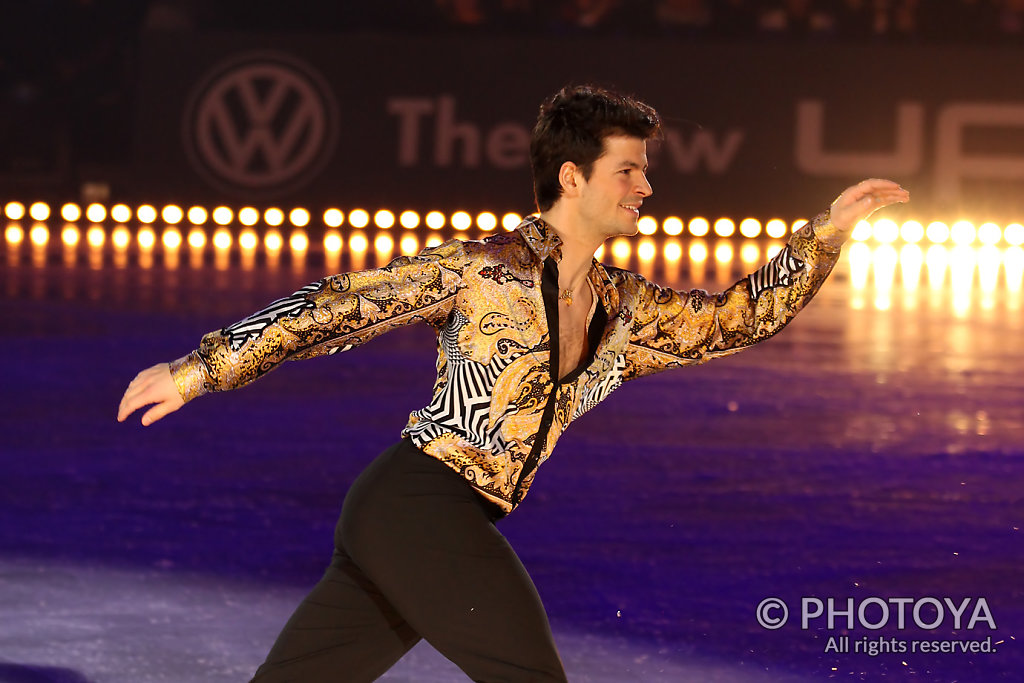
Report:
559,288,573,306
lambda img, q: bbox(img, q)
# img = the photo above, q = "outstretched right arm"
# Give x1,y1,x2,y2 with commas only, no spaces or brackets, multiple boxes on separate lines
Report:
116,238,469,426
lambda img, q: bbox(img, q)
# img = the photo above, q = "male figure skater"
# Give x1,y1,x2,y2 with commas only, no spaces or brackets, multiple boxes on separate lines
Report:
118,85,908,681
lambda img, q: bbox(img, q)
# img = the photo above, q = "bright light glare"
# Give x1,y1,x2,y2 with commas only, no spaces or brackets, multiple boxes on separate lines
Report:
137,227,156,249
663,217,683,236
950,221,975,246
161,205,184,224
374,210,396,229
740,243,760,263
290,231,309,251
1005,223,1024,246
112,227,131,249
5,225,24,244
86,226,104,247
30,224,49,245
29,202,51,222
664,241,682,261
289,208,310,227
4,201,26,220
873,219,899,243
611,239,630,260
137,205,157,224
851,220,872,242
637,240,655,261
349,209,370,228
848,242,871,290
900,221,924,243
324,232,342,252
715,242,733,263
400,235,419,254
400,211,420,229
765,219,787,239
451,211,472,231
900,244,923,291
111,204,132,223
238,207,259,227
239,230,258,250
713,218,735,238
502,213,521,231
162,228,182,249
926,245,948,290
637,216,657,235
477,212,498,231
977,223,1001,246
739,218,761,239
375,234,394,252
213,207,234,226
324,209,344,228
188,229,206,248
426,211,445,230
213,229,232,250
688,218,710,237
61,203,81,222
187,206,208,225
257,208,281,227
61,225,80,246
350,233,368,252
688,242,708,262
926,222,950,244
265,231,283,251
86,203,106,223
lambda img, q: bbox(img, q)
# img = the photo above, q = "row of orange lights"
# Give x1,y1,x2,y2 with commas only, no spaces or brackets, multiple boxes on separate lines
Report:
4,221,786,265
4,201,1024,245
2,201,520,232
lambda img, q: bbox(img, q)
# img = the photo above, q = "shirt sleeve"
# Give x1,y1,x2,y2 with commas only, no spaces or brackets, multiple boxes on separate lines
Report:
622,210,843,380
169,239,469,403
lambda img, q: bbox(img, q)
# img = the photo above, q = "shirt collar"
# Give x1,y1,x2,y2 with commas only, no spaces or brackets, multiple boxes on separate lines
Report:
516,215,564,263
588,259,618,313
516,214,619,313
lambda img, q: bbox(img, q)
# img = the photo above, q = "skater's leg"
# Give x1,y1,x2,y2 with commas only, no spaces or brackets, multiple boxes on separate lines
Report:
250,443,422,682
340,440,567,682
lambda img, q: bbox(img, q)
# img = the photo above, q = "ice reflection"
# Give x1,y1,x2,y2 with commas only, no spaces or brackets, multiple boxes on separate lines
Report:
4,229,1024,317
872,244,897,311
842,243,1023,314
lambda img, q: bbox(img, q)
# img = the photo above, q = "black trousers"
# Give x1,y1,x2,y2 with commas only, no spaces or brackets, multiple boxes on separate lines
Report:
250,439,568,682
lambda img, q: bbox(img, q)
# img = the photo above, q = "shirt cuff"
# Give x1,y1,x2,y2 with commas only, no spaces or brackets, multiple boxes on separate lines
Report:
809,208,845,253
169,351,212,404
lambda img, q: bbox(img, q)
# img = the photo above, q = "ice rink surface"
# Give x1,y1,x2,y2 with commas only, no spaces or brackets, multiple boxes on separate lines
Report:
2,239,1021,681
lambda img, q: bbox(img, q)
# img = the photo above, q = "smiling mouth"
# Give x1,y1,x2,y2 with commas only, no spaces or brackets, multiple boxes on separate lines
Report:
619,205,640,216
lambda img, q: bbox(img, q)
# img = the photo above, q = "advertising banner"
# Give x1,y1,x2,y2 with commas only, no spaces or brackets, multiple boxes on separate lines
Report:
135,33,1024,221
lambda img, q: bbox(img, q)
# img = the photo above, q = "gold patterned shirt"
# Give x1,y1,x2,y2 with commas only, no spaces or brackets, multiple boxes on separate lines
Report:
170,212,845,515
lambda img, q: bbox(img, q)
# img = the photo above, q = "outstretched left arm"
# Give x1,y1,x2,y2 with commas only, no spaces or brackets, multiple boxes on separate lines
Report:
621,178,908,378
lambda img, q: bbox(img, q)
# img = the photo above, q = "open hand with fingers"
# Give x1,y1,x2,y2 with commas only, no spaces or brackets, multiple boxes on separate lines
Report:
117,362,185,426
830,178,910,234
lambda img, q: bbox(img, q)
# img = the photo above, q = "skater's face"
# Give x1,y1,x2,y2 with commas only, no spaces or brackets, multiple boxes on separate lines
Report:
573,135,652,240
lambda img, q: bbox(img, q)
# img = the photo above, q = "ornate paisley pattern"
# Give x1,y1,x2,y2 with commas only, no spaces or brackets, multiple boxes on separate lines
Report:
171,212,842,514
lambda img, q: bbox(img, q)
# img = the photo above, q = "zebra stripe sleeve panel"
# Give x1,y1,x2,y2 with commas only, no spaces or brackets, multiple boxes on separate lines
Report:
169,239,470,403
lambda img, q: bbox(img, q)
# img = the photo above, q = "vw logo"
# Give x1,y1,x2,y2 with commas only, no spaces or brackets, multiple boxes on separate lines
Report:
183,52,338,197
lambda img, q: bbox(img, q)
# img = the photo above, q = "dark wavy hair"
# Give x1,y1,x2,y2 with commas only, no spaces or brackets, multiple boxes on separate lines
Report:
530,84,662,212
